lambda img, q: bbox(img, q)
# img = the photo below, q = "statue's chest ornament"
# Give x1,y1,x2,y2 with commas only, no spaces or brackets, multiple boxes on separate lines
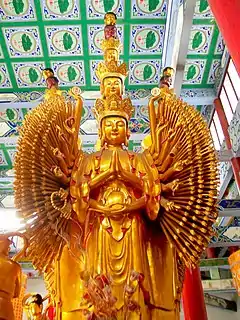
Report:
100,183,133,241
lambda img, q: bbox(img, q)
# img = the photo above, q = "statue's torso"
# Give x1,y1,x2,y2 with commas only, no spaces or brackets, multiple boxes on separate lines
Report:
0,257,20,298
0,256,20,320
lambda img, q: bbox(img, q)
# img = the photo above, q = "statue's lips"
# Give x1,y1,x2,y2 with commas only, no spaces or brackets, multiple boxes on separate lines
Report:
111,132,119,137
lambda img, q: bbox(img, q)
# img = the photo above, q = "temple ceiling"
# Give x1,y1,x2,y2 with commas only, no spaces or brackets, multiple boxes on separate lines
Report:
0,0,224,93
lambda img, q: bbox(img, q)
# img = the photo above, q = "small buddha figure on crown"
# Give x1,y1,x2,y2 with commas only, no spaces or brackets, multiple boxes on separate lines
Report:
104,11,118,40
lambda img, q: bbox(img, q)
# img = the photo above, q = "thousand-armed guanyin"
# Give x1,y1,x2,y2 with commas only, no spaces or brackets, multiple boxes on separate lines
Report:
14,12,219,320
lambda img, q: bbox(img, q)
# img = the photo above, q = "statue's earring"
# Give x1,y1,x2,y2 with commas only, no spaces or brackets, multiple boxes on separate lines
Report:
125,129,130,147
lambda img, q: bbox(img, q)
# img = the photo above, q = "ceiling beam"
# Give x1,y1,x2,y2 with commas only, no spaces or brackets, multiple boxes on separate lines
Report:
174,0,197,96
162,0,183,68
0,96,216,111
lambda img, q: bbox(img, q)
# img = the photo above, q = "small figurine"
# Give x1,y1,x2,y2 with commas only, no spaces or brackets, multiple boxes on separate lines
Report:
0,235,22,320
42,68,59,90
160,67,174,89
42,68,62,99
104,12,118,40
23,293,46,320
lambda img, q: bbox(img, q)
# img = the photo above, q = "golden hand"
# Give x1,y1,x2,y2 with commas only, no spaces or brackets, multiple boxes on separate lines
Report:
68,86,82,100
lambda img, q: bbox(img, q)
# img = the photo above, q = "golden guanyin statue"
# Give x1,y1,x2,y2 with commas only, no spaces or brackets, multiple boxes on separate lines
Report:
0,233,27,320
14,12,219,320
23,293,51,320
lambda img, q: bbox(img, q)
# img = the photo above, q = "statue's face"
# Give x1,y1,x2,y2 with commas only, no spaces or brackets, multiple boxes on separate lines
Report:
103,77,122,97
102,116,127,146
105,49,118,64
104,13,116,25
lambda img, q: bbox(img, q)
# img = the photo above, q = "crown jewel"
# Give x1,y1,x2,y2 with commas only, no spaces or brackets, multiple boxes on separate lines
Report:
93,12,133,123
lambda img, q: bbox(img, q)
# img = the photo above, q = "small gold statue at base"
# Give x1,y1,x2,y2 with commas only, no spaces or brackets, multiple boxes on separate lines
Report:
0,235,22,320
23,293,49,320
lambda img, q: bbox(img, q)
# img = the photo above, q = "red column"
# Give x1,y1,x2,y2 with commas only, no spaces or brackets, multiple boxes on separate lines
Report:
182,267,208,320
206,248,215,259
208,0,240,75
214,98,240,190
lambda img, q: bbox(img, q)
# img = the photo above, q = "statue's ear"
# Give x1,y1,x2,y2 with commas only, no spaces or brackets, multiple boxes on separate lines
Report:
127,128,131,139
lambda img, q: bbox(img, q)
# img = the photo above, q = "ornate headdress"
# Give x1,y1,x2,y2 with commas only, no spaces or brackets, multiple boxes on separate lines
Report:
94,12,132,122
93,94,133,122
96,61,128,83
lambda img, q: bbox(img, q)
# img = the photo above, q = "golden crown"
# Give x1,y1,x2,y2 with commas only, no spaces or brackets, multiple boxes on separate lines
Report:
93,94,134,122
96,61,128,83
101,37,121,52
42,68,54,80
163,67,174,77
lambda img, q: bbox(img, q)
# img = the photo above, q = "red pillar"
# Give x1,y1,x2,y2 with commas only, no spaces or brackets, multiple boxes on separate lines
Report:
206,248,215,259
214,98,240,191
229,246,239,254
182,267,208,320
208,0,240,75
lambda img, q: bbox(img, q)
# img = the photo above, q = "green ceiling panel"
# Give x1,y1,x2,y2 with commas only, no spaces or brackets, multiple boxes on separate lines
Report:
0,0,170,93
0,0,225,92
182,0,225,89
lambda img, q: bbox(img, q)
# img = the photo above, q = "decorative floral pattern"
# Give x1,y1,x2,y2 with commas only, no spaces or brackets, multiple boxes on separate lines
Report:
45,26,83,56
0,0,36,22
130,24,165,54
0,63,12,88
128,59,161,85
131,0,167,18
3,27,42,57
40,0,80,20
12,62,46,88
183,60,206,84
51,61,86,86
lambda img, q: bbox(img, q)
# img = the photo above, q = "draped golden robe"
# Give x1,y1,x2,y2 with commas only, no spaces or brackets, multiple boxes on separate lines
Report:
59,149,180,319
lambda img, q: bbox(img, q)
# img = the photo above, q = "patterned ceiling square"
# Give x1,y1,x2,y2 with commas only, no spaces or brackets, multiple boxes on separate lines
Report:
2,27,42,58
0,63,12,88
12,62,46,88
194,0,213,19
51,61,86,86
88,24,124,55
207,59,221,84
40,0,81,20
131,0,167,19
86,0,124,19
0,0,225,93
45,26,83,57
188,25,214,55
0,0,36,22
214,33,225,55
89,60,102,86
128,59,162,85
183,59,206,85
130,24,165,55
